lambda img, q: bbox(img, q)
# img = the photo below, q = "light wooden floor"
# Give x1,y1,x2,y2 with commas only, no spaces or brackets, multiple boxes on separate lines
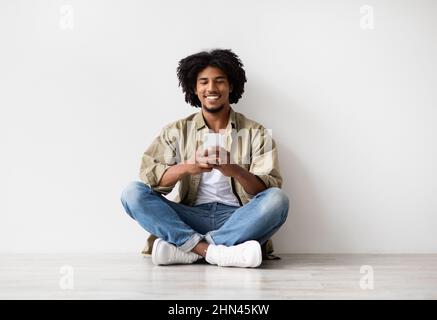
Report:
1,254,436,299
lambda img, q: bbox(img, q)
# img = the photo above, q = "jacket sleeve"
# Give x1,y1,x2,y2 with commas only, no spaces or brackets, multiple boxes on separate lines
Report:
139,126,179,195
249,127,283,190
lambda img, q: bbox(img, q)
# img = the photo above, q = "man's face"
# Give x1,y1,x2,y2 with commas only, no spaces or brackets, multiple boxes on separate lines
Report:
195,66,232,113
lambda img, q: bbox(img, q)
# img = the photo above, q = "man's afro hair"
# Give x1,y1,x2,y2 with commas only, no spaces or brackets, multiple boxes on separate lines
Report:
177,49,247,107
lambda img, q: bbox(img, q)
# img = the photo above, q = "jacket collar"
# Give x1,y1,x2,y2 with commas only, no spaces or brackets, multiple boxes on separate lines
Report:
193,107,237,131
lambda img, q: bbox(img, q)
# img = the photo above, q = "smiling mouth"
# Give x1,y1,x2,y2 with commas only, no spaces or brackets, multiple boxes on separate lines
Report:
204,95,221,102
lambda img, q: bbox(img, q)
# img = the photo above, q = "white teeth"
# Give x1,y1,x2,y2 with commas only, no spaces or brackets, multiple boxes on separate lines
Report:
206,95,220,100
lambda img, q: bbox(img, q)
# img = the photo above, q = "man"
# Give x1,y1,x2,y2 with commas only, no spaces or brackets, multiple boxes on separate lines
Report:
120,49,289,268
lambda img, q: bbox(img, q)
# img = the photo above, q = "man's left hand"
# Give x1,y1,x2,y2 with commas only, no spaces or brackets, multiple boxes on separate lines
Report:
206,146,240,177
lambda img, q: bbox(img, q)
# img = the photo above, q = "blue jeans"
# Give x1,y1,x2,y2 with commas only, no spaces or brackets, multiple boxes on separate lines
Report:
120,181,289,253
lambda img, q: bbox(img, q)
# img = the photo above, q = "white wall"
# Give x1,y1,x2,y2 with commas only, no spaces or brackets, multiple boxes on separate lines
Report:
1,0,436,253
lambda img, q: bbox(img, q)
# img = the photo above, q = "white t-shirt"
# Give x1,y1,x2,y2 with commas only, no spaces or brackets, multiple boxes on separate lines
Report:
194,169,241,207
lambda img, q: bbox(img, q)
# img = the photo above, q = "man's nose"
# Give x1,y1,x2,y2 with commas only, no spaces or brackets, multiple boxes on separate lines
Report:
207,81,217,92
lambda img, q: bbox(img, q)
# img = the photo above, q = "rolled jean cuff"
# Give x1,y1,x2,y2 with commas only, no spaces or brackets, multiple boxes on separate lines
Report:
178,233,203,253
204,231,216,245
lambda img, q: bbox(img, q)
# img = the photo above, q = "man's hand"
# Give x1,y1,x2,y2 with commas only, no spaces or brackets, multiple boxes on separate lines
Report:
160,145,266,195
200,146,266,195
186,147,241,177
185,146,239,177
183,146,216,175
159,146,215,187
204,146,240,177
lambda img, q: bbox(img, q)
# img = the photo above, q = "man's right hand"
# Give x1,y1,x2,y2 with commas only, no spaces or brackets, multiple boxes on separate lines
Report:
184,146,216,175
158,146,217,187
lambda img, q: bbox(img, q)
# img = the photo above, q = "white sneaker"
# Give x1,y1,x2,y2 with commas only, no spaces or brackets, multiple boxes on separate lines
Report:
152,238,201,266
205,240,262,268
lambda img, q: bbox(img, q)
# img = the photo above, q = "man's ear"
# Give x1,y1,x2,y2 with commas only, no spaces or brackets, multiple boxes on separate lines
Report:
229,84,233,93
